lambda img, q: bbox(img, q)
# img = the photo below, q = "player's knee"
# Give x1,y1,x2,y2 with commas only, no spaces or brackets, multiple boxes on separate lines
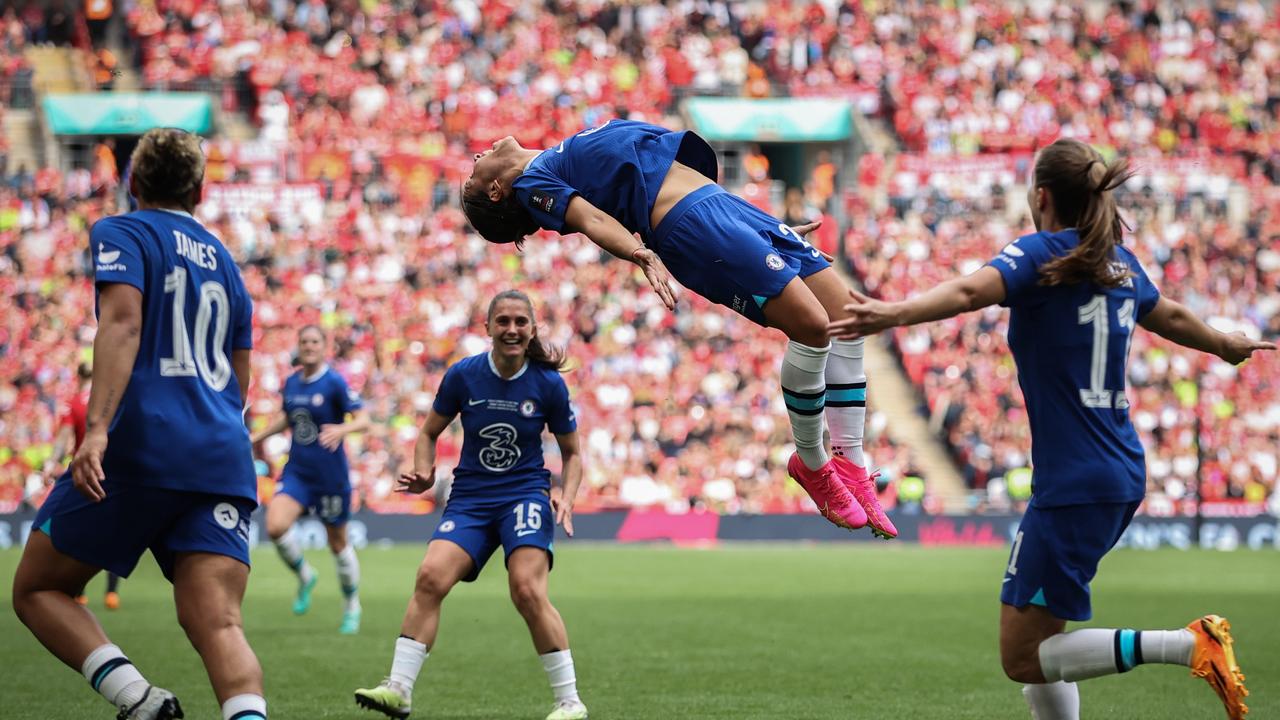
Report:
177,600,242,642
1000,648,1042,684
265,519,290,541
413,568,452,601
784,309,831,348
509,579,545,616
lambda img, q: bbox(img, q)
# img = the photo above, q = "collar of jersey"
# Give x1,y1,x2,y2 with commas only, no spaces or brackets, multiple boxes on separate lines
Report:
155,207,195,218
300,364,329,384
488,352,528,381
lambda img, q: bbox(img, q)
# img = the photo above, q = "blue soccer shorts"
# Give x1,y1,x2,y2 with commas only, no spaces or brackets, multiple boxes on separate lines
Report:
275,464,352,526
1000,500,1141,621
650,184,831,326
33,475,255,582
430,494,555,582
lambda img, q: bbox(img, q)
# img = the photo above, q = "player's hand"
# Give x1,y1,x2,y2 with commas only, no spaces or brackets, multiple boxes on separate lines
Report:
631,247,678,311
1218,332,1277,365
318,424,345,451
397,468,435,494
827,288,903,340
70,430,108,502
789,220,836,262
550,487,575,537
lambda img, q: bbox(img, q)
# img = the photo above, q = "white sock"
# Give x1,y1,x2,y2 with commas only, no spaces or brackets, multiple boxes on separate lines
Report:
389,636,428,692
82,643,148,711
825,338,867,466
222,693,267,719
335,545,360,611
1023,682,1079,720
781,341,830,471
539,649,580,704
274,528,313,582
1039,628,1192,683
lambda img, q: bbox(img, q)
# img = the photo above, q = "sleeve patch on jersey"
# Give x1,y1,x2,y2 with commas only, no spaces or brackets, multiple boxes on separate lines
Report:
529,191,555,213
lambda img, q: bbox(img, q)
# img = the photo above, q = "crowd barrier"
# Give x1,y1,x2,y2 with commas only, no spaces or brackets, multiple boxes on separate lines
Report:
1,511,1277,551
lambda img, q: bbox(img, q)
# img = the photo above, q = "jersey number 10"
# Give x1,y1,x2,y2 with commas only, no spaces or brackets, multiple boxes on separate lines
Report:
1077,294,1135,410
160,266,233,391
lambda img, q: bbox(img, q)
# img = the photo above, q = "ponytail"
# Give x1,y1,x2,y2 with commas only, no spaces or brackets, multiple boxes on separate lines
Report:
1033,139,1135,288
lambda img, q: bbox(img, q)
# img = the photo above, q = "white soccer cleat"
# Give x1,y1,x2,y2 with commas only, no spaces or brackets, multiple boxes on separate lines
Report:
545,698,588,720
116,686,184,720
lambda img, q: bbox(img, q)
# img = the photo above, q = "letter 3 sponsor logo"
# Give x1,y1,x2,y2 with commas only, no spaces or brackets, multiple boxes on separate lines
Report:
213,503,240,530
438,520,456,533
765,253,785,271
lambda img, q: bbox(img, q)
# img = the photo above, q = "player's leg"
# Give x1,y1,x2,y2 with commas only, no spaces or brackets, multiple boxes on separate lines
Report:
172,552,267,719
802,266,895,538
265,485,317,614
14,487,178,719
105,572,121,610
508,547,587,720
326,521,361,634
354,537,479,718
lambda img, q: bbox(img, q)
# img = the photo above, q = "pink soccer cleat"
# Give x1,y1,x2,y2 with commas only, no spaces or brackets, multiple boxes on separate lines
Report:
832,456,898,539
787,453,868,530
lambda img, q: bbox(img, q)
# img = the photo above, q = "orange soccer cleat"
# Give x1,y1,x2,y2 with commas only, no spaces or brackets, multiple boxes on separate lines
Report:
1188,614,1249,720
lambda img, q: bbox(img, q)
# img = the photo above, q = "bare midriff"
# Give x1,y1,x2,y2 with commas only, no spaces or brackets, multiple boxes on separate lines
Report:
650,160,716,232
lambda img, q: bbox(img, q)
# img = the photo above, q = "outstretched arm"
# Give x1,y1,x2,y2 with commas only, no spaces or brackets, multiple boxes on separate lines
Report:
564,196,677,310
1139,297,1275,363
551,430,583,537
828,266,1007,340
397,409,454,494
251,413,290,444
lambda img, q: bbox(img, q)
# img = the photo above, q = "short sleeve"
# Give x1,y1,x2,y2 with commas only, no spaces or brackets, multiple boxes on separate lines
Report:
1127,254,1161,320
432,363,464,417
512,163,577,232
337,375,364,414
546,373,577,435
987,233,1054,308
91,217,146,292
232,285,253,350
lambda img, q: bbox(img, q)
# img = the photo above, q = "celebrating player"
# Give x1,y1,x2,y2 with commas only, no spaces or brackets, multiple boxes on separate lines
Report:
354,290,588,720
827,138,1272,720
462,120,893,537
11,129,268,720
42,362,124,610
251,324,370,634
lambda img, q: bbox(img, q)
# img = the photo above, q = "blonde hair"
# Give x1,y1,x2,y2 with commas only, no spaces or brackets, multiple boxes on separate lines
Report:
129,128,205,210
1033,138,1135,288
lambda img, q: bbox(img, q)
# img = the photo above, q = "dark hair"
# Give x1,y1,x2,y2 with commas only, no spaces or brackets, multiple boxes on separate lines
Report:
298,324,326,341
486,290,570,372
129,128,205,211
1033,138,1135,288
462,186,539,248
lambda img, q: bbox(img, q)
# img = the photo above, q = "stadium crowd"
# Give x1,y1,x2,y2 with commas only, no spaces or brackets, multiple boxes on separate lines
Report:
2,0,1278,516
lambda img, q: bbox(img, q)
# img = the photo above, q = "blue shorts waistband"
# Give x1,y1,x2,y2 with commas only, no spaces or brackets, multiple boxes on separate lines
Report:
651,183,725,250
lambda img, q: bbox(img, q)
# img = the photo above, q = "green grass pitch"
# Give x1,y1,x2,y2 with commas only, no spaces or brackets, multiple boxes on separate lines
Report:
2,544,1276,719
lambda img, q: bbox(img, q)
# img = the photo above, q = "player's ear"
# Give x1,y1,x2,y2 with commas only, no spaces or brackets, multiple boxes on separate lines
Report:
487,179,503,203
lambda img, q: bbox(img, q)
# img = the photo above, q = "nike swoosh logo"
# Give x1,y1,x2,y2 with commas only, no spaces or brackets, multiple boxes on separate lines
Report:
468,399,486,406
1002,577,1013,583
98,243,121,263
554,141,565,153
516,530,536,537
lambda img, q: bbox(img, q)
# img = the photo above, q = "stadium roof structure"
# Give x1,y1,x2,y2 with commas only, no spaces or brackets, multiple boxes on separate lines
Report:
684,97,853,142
42,92,213,136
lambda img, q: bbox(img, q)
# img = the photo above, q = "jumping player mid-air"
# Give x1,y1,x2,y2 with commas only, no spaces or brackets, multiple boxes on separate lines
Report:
355,290,588,720
252,324,370,634
828,138,1269,720
12,128,268,720
462,120,894,538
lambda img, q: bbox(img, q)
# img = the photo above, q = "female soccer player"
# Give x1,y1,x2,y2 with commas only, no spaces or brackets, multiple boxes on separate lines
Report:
461,120,893,537
252,325,370,633
828,138,1271,720
354,290,588,720
12,128,268,720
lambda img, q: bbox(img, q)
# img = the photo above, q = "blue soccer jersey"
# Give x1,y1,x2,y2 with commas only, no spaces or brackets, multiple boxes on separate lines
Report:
281,366,363,475
433,353,577,504
91,208,256,501
987,229,1161,508
512,120,718,242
